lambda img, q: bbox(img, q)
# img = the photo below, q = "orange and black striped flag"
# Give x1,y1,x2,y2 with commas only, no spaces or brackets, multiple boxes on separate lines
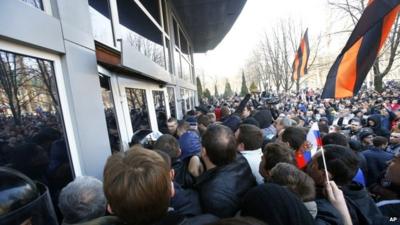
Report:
321,0,400,99
293,29,310,81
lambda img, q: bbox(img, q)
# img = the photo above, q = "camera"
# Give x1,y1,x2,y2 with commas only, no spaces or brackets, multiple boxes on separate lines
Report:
261,91,280,105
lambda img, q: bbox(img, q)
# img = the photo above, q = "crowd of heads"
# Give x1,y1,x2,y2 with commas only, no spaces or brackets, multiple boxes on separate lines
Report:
2,82,400,225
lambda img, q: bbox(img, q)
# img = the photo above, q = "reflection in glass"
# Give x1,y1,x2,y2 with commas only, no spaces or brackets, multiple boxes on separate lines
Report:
167,87,176,118
179,30,189,59
180,88,185,116
175,49,182,78
121,26,166,68
152,91,167,133
89,0,115,47
181,56,191,82
165,38,172,73
118,0,166,69
99,75,120,153
125,88,150,132
21,0,43,10
185,89,190,110
0,50,73,211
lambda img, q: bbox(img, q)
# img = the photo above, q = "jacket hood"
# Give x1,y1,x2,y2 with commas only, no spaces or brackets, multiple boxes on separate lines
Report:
367,114,381,129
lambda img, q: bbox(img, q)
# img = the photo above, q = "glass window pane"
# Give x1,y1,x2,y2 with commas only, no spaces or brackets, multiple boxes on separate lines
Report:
165,38,172,73
118,0,166,68
185,89,190,110
181,56,191,82
21,0,43,10
188,46,193,64
173,18,179,47
0,50,73,209
99,75,121,154
167,87,176,118
89,0,115,47
161,0,169,35
179,30,189,58
138,0,161,25
174,49,182,78
125,88,151,132
180,88,185,116
152,91,167,133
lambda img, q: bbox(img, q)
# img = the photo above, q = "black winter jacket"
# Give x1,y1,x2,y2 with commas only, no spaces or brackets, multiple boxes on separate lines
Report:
173,158,196,189
194,153,256,218
315,198,345,225
171,182,202,216
341,183,399,225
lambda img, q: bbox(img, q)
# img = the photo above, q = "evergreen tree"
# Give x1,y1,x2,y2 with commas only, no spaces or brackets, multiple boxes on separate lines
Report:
249,81,258,93
196,77,203,102
223,80,234,98
214,84,219,98
203,88,211,100
240,71,249,96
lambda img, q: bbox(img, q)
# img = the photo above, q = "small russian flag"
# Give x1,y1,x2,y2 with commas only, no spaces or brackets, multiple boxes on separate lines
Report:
304,123,323,163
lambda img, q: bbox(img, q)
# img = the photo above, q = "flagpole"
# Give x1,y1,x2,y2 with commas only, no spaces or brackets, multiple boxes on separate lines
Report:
320,146,330,182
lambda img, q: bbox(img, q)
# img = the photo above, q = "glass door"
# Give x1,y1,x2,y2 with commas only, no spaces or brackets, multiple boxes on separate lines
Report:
115,76,169,150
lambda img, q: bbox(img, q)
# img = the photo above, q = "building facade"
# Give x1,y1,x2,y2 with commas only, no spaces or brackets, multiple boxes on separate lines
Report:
0,0,246,199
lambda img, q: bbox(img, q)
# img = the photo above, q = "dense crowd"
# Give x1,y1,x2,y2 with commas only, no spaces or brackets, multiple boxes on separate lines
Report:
1,82,400,225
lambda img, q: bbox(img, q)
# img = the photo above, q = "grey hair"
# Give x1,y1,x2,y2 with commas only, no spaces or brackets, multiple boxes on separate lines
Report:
58,176,106,224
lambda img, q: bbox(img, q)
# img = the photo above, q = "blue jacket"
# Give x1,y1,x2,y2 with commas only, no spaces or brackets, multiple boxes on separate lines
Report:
381,109,396,131
361,147,393,187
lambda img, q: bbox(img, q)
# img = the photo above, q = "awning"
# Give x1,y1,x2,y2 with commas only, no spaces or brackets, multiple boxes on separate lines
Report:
171,0,247,53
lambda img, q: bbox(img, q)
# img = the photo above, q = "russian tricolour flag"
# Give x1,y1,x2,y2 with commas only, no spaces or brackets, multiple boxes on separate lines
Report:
305,123,323,163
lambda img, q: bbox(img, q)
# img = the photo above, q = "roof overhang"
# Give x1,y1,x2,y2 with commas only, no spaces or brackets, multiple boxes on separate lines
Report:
171,0,247,53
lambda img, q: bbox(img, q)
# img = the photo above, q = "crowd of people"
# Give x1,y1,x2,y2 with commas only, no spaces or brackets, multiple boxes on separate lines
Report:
1,82,400,225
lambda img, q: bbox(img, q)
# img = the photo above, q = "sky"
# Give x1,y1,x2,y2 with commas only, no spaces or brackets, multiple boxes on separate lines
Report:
194,0,333,90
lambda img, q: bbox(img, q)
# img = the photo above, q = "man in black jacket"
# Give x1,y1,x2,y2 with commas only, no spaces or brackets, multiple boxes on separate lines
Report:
349,118,363,141
195,125,256,218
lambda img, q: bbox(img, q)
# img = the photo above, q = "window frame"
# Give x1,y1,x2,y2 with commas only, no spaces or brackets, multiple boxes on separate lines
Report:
20,0,53,15
170,13,194,82
0,39,82,176
98,72,123,152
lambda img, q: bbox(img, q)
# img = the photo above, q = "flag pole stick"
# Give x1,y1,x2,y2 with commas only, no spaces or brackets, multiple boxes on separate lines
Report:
320,146,330,182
